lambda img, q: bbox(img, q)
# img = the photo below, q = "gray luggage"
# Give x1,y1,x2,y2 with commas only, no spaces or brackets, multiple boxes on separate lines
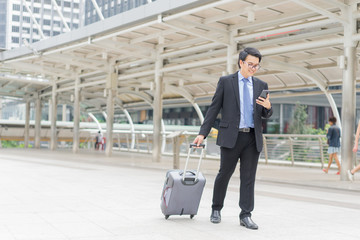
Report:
160,143,206,219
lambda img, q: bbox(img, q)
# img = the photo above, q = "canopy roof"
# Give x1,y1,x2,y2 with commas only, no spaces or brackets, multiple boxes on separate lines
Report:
0,0,359,112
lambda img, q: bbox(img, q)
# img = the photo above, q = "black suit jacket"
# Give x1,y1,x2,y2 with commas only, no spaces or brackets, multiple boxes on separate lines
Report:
199,72,273,152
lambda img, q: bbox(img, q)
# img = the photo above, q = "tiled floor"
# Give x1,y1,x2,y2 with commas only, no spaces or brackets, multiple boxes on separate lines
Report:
0,148,359,240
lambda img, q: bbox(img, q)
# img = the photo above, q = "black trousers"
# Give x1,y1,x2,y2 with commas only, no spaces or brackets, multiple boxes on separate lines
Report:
211,131,260,219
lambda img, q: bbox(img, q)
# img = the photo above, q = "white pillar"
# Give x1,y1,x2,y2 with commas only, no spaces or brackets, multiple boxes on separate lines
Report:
152,37,164,162
62,104,67,121
73,75,80,153
227,31,237,74
105,69,117,157
280,104,284,134
35,97,41,148
340,3,357,180
50,82,57,150
24,99,30,148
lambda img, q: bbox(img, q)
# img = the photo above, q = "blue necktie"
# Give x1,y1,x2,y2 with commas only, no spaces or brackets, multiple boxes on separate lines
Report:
242,78,253,127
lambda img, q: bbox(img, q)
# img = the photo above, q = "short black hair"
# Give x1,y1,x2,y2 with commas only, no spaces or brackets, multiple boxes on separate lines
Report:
329,117,337,124
238,47,262,68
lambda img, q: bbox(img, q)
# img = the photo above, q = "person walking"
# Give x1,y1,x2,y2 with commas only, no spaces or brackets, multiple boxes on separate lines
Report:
348,119,360,181
193,47,272,230
322,117,341,175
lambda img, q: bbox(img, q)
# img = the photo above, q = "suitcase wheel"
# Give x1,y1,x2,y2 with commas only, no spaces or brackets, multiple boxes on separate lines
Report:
165,215,169,220
190,215,194,219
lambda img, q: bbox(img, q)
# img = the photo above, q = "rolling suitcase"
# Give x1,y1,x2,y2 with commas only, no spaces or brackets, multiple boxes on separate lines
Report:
160,143,206,219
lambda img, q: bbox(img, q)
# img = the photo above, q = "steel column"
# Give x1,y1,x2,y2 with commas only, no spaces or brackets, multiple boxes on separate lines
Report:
340,3,357,180
105,70,117,157
24,99,30,148
50,82,57,150
227,31,237,74
35,97,41,149
72,75,80,153
152,37,164,162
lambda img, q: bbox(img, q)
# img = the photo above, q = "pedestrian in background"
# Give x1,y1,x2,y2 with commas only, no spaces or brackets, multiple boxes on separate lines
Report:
323,117,341,175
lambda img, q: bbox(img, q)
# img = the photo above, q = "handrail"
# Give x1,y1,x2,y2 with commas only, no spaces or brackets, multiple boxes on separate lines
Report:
101,131,330,168
1,127,343,168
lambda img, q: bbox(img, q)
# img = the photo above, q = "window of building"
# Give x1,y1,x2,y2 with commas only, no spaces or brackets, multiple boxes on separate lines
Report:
12,15,20,22
43,19,51,25
33,7,40,13
53,21,60,27
23,16,31,23
13,4,20,11
11,37,19,43
12,26,19,32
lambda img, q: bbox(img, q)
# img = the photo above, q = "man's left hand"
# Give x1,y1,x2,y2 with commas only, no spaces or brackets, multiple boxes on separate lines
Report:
256,93,271,109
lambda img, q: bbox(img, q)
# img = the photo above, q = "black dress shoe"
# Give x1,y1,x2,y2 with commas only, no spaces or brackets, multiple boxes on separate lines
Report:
210,210,221,223
240,217,258,230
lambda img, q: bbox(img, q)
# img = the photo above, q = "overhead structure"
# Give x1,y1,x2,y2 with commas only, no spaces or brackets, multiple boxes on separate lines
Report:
1,0,360,179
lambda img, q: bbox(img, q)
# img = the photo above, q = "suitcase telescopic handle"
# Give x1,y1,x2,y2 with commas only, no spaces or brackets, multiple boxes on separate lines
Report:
189,143,205,148
183,143,205,181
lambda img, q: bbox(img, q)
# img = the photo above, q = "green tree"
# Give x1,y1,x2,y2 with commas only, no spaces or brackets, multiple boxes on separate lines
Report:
289,103,308,134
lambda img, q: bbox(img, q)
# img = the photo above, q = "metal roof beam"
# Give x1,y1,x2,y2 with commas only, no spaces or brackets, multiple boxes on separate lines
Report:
43,54,108,72
161,20,229,45
92,41,154,60
290,0,346,24
204,0,290,24
235,19,336,42
9,62,71,79
130,28,176,44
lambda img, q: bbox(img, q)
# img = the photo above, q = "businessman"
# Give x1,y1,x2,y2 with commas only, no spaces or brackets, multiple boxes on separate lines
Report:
193,47,272,229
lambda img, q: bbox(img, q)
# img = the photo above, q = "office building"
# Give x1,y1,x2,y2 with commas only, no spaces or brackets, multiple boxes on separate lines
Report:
4,0,82,49
0,0,7,49
84,0,154,25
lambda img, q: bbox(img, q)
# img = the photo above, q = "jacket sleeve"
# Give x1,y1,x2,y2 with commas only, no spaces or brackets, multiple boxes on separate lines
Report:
261,83,273,119
198,77,224,138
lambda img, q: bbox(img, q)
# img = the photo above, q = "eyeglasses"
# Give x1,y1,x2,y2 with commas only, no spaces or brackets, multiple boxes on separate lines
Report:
243,61,261,70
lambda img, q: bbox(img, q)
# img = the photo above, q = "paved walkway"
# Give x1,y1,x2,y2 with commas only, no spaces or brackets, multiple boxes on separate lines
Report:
0,148,359,240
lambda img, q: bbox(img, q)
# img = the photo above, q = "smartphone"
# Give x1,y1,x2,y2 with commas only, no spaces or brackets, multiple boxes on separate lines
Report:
259,90,269,99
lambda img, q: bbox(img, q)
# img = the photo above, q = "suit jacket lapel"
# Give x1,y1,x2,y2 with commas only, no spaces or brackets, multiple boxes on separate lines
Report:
231,72,240,109
252,77,261,109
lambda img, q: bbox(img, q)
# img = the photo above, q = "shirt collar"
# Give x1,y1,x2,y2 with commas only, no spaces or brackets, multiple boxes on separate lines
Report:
238,71,252,82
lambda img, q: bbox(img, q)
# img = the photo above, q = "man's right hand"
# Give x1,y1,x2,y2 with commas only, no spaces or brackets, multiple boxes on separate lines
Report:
193,135,205,147
353,145,358,153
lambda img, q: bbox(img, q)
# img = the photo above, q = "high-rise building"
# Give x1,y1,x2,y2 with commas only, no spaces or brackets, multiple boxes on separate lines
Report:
0,0,7,49
4,0,83,49
84,0,154,25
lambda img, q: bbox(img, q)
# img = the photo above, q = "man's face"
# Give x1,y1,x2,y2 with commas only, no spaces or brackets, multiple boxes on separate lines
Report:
239,55,260,78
